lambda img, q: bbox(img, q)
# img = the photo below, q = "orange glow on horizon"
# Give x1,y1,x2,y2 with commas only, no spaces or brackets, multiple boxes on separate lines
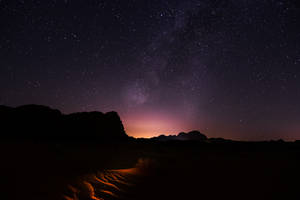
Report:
120,111,195,138
124,118,188,138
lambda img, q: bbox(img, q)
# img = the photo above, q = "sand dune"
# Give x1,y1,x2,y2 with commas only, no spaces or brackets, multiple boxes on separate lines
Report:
64,159,149,200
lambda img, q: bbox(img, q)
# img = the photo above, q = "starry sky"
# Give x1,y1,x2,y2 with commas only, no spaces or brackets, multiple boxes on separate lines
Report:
1,0,300,140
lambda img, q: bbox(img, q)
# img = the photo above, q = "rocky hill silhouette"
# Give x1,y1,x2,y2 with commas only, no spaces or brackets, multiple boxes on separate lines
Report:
152,130,208,141
0,104,128,141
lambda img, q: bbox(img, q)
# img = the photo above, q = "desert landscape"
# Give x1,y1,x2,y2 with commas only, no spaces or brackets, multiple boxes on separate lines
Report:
1,105,300,200
2,1,300,199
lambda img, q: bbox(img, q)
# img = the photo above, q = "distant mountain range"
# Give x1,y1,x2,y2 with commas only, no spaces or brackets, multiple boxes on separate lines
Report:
151,131,208,141
150,131,237,143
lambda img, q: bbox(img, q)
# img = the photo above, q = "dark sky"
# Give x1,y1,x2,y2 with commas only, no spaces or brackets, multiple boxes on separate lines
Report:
1,0,300,140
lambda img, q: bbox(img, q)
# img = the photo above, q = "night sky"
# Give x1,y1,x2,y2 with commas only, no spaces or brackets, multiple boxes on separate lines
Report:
1,0,300,140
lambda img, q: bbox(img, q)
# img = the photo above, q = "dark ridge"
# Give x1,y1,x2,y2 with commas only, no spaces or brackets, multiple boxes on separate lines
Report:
0,104,128,141
151,130,208,141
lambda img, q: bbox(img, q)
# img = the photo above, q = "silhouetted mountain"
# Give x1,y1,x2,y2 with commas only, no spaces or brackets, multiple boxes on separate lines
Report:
177,130,207,140
0,104,128,141
152,130,208,141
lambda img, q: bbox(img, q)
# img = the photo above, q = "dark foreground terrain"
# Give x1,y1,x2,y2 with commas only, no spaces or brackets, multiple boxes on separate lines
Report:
1,105,300,200
2,140,300,200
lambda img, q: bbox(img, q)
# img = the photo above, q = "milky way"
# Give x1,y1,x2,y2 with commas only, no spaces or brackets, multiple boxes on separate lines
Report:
1,0,300,140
